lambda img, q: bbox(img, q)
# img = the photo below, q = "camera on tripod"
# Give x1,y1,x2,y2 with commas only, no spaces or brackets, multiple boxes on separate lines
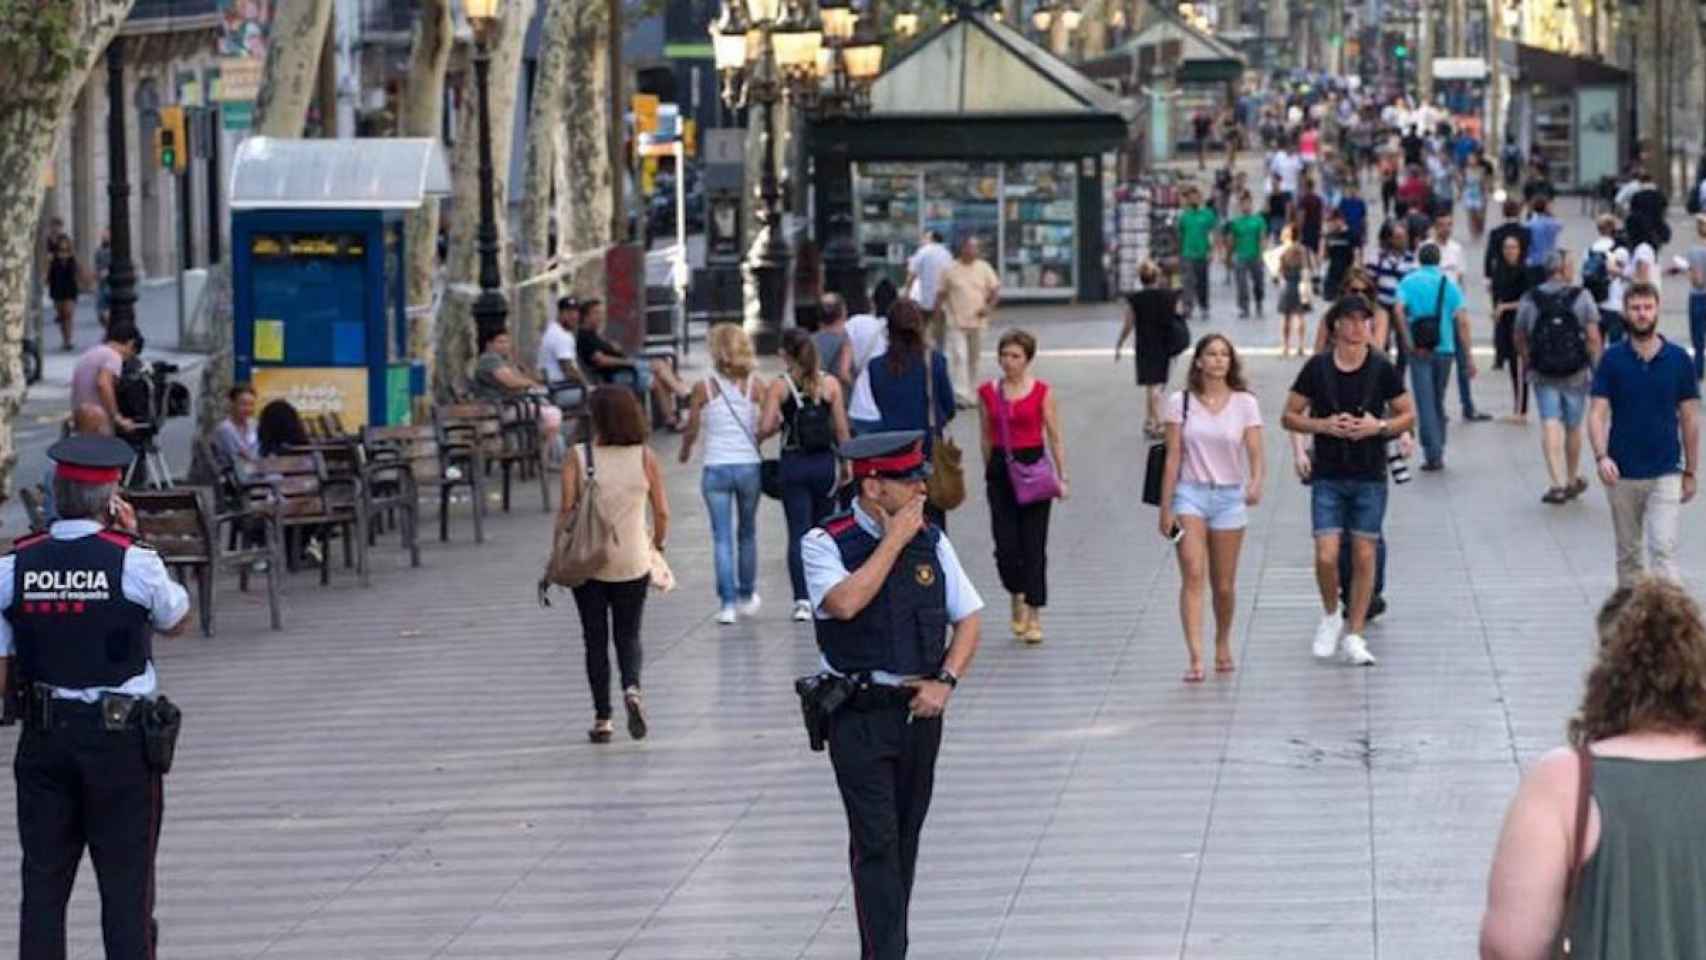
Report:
115,342,191,488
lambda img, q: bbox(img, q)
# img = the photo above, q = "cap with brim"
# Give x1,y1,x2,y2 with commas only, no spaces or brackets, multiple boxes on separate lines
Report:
838,430,931,481
47,436,133,485
1327,295,1375,324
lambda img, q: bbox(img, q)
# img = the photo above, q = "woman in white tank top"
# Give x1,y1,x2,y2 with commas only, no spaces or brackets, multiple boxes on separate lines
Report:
678,324,768,624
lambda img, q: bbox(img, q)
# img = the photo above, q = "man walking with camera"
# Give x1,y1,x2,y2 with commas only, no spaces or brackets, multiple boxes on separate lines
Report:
801,431,982,959
0,435,190,959
69,320,141,435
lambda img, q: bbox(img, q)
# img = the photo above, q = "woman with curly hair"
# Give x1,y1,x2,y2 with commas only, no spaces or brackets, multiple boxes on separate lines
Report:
1480,578,1706,960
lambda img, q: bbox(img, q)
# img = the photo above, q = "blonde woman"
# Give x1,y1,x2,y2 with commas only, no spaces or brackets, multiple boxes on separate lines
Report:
679,324,766,624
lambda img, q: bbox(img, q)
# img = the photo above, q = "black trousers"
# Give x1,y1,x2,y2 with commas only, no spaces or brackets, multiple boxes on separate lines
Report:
829,700,943,960
572,575,649,719
780,450,837,601
985,450,1052,607
16,723,161,960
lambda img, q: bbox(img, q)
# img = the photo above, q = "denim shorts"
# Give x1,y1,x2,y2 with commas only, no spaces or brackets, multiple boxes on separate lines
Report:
1172,482,1248,531
1311,478,1388,539
1532,383,1586,428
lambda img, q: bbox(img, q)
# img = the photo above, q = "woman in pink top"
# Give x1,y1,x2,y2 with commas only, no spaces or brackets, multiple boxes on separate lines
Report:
1157,334,1265,682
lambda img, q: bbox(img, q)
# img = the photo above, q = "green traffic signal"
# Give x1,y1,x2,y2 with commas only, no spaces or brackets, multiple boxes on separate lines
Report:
1394,44,1409,58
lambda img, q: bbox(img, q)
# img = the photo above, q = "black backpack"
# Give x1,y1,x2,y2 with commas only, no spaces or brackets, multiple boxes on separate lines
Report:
1528,287,1591,378
1581,249,1611,302
784,376,836,453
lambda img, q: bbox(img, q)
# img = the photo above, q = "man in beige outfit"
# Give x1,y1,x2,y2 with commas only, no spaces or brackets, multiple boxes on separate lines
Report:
939,237,1001,407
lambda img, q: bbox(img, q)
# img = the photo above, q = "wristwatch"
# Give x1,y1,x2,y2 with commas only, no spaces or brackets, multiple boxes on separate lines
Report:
932,668,959,689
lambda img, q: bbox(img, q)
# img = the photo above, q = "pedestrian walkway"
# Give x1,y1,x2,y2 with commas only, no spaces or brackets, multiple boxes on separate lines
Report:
0,296,1689,959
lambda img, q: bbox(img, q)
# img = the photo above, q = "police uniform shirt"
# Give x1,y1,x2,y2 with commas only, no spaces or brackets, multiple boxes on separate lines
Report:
801,501,983,686
0,519,189,702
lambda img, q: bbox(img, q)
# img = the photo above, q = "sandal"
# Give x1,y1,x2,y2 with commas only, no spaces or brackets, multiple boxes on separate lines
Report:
1182,666,1206,683
1214,657,1236,674
1541,487,1568,505
623,687,648,740
588,718,615,743
1566,477,1588,499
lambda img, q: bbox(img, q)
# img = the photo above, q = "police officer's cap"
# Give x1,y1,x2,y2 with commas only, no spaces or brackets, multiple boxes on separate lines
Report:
47,436,133,486
838,430,931,481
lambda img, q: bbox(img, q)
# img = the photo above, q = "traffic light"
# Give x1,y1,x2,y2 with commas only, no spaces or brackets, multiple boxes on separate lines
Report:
1393,43,1409,59
156,105,186,174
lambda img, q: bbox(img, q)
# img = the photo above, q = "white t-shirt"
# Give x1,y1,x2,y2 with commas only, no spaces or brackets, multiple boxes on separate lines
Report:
536,322,577,381
1629,242,1659,287
906,242,953,309
1268,151,1303,194
1435,238,1464,284
845,313,887,372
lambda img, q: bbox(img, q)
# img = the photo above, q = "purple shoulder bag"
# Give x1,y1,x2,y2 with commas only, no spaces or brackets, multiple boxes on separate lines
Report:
994,383,1062,505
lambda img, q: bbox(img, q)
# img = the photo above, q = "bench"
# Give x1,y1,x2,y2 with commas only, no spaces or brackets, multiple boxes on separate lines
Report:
363,422,487,544
435,402,550,515
241,452,369,587
127,486,283,635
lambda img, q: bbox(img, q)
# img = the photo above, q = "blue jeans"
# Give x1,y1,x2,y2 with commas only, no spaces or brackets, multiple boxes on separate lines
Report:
1453,344,1478,415
1690,293,1706,379
1409,351,1453,465
780,450,836,601
701,463,761,605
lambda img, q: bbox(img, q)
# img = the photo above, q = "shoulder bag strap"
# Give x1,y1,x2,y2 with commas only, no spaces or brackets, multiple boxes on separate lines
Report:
1433,275,1448,320
718,374,766,460
922,353,939,438
1559,745,1595,957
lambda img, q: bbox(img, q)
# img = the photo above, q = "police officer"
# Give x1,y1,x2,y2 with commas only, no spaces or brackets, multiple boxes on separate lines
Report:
800,430,983,959
0,436,190,959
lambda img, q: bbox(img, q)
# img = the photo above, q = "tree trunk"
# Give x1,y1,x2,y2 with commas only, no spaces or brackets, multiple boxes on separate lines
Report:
0,0,136,497
402,0,453,420
193,0,335,464
564,0,614,301
437,2,532,399
518,0,575,369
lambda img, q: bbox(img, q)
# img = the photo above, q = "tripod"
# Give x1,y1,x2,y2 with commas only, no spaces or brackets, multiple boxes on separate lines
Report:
123,425,172,490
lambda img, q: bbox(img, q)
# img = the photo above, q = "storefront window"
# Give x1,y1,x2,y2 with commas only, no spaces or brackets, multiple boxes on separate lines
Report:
1001,161,1076,293
854,163,922,293
923,163,1000,255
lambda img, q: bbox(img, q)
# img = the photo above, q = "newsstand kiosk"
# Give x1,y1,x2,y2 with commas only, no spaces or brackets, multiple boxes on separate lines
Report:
228,137,450,426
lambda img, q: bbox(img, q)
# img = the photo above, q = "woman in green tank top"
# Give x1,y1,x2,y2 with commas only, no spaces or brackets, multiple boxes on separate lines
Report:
1481,578,1706,959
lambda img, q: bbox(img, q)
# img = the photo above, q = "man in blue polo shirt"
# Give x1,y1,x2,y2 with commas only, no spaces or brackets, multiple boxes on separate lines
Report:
1394,242,1476,469
1588,280,1701,585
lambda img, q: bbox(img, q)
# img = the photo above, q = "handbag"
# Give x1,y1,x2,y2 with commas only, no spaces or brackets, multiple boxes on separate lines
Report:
1409,276,1448,350
922,355,965,511
1556,745,1595,958
993,381,1062,505
648,545,676,593
1142,392,1186,506
538,442,616,600
717,375,782,500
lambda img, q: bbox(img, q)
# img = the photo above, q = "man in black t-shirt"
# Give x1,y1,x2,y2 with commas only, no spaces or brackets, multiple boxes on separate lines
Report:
1281,296,1416,667
575,299,690,429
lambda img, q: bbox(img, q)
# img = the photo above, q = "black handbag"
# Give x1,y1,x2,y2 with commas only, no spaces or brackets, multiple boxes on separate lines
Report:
1142,392,1186,506
719,376,782,499
1408,276,1448,350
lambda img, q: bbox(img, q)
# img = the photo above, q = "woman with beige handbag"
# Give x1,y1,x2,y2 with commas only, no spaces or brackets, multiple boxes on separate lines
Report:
554,387,671,744
860,298,961,529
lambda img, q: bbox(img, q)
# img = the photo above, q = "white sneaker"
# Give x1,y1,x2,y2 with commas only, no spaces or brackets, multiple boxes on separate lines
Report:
792,600,813,622
716,606,737,625
738,594,762,617
1311,608,1344,659
1341,633,1377,666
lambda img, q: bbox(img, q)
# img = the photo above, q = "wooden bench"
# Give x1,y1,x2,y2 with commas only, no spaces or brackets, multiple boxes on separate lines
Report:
241,452,369,587
127,487,283,635
17,485,48,534
363,423,486,544
436,402,550,515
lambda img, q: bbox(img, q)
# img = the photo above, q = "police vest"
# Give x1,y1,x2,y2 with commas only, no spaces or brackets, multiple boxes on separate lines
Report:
3,531,152,689
812,514,949,677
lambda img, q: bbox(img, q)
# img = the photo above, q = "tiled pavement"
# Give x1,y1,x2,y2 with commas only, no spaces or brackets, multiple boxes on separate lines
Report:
4,282,1704,959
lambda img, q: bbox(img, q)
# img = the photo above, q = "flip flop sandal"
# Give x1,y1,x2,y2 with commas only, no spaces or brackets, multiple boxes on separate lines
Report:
1215,659,1237,674
1182,667,1206,684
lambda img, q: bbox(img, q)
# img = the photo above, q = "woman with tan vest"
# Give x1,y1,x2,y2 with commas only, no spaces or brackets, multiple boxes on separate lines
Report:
560,387,671,743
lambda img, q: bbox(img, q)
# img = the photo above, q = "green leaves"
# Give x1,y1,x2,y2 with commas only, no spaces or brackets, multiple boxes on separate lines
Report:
0,0,90,95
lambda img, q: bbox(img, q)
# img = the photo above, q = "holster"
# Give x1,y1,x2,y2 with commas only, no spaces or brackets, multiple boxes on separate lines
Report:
140,696,182,775
793,673,852,752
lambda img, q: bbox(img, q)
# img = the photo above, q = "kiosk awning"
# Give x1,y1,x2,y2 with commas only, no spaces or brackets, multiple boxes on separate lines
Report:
229,137,452,211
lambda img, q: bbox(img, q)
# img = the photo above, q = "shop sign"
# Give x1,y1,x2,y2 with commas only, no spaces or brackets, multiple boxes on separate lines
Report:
252,367,369,427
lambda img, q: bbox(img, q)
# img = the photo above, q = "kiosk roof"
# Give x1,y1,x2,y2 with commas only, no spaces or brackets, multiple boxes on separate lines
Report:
229,137,452,211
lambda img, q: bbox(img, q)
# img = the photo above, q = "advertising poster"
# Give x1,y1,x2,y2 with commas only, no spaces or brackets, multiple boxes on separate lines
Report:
252,367,369,428
219,0,271,130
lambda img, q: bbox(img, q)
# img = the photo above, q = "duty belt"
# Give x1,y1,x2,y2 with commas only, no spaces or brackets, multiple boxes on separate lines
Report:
844,680,915,711
23,684,145,732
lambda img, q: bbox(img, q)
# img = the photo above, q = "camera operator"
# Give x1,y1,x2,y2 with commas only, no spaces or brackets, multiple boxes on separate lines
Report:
70,321,141,434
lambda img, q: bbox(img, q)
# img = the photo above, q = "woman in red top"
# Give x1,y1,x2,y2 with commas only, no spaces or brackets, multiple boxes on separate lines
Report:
977,329,1069,643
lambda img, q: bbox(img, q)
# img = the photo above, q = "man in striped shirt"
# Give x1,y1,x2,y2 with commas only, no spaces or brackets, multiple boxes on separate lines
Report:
1372,222,1417,373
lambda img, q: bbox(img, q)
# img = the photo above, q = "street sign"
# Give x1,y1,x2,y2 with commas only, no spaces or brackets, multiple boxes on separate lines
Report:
218,56,263,101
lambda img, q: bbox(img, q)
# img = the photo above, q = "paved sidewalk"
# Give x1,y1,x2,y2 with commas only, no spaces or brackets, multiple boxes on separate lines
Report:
0,292,1694,959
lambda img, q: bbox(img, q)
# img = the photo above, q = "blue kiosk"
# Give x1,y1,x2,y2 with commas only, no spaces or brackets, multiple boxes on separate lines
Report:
228,137,450,426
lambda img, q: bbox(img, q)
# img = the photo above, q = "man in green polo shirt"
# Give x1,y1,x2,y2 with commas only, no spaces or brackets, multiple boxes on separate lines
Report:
1223,190,1268,319
1177,186,1218,319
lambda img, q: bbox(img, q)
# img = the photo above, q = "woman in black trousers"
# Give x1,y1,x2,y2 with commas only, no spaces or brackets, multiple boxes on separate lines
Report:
760,328,851,622
977,329,1069,644
561,388,671,743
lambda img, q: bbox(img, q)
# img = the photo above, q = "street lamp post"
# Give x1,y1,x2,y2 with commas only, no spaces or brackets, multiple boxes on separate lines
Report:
105,37,139,332
465,0,509,343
